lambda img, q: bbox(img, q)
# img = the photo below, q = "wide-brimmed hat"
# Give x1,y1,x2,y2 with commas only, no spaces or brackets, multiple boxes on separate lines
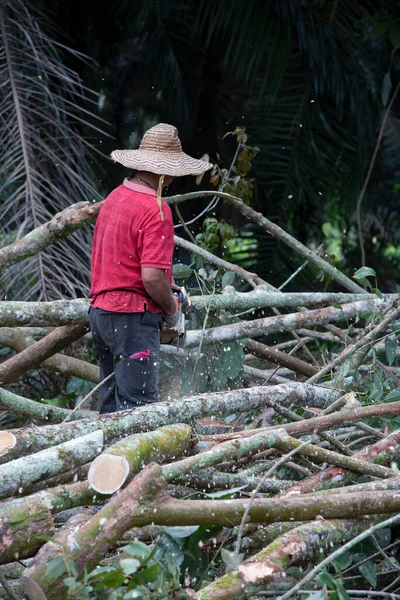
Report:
111,123,212,177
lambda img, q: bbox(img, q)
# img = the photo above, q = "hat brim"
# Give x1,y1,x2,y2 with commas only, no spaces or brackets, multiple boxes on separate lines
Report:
110,149,212,177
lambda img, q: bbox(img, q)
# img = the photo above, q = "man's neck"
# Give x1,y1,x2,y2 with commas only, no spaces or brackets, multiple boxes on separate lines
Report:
134,171,161,191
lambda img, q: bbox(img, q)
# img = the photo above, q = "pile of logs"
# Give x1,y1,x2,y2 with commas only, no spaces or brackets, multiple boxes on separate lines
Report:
0,192,399,600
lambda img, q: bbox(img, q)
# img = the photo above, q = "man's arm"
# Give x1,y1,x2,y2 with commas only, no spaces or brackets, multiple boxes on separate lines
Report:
142,267,176,316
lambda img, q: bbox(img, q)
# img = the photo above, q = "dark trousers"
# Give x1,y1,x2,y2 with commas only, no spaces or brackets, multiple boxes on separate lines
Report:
89,307,162,413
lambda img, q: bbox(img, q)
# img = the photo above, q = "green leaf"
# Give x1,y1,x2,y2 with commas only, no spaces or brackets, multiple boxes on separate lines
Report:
385,336,397,366
123,541,152,558
87,566,116,579
221,548,243,571
375,528,391,548
120,558,141,575
358,559,377,588
172,263,194,279
385,389,400,402
161,525,199,538
204,485,248,499
45,556,67,580
334,551,353,570
317,570,337,589
221,271,236,287
335,580,351,600
353,266,376,279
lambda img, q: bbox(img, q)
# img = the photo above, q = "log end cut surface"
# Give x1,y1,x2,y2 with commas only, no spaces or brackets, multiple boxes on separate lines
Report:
21,576,49,600
0,431,16,456
88,453,130,494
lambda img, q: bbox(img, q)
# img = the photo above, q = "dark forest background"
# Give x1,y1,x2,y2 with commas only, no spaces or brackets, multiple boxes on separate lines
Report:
3,0,400,295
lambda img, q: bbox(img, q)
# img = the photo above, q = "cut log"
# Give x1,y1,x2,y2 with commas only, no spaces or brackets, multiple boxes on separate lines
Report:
88,423,194,494
0,433,16,457
0,499,54,565
0,430,103,500
1,383,337,457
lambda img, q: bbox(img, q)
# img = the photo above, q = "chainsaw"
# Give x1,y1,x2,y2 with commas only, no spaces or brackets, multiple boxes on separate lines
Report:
160,287,190,345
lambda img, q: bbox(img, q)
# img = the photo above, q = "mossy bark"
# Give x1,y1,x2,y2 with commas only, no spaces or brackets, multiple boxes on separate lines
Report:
88,423,195,493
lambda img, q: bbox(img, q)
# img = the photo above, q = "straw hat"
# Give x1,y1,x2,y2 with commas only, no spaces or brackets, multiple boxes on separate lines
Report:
111,123,212,177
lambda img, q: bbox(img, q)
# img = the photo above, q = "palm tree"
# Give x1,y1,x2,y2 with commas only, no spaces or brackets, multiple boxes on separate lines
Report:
0,0,110,300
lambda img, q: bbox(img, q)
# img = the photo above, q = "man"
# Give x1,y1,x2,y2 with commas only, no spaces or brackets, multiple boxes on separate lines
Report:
89,123,212,413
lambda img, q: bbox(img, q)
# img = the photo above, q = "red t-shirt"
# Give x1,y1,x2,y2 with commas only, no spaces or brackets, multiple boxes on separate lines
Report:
90,178,174,313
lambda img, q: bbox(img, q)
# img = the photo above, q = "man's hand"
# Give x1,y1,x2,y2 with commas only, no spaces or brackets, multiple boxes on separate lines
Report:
171,278,181,292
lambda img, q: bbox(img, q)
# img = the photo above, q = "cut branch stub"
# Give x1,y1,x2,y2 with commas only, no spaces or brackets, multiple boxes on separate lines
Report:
88,423,194,494
0,432,16,457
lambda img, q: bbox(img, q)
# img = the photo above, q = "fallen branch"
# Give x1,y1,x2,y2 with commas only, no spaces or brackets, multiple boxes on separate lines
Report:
0,324,89,385
281,427,400,496
0,383,336,458
197,517,372,600
0,387,94,424
0,327,99,383
185,299,387,347
245,339,317,377
0,202,100,270
168,191,366,294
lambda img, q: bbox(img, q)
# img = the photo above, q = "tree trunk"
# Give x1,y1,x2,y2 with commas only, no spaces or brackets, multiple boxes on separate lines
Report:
0,431,103,500
88,423,194,494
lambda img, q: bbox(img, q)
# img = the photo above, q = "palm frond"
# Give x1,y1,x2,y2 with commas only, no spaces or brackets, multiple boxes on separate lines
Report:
0,0,110,300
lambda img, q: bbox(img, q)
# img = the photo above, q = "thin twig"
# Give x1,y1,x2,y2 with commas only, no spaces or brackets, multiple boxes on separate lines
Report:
61,371,114,423
234,438,313,560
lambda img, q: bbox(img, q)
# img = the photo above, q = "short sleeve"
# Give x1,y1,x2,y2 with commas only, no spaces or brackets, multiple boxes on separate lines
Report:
139,203,174,270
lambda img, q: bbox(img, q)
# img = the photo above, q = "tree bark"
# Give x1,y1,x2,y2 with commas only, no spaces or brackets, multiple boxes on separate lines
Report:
161,429,288,481
197,518,373,600
185,299,386,347
88,423,194,494
0,299,89,327
0,431,103,500
1,383,337,457
0,324,89,385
